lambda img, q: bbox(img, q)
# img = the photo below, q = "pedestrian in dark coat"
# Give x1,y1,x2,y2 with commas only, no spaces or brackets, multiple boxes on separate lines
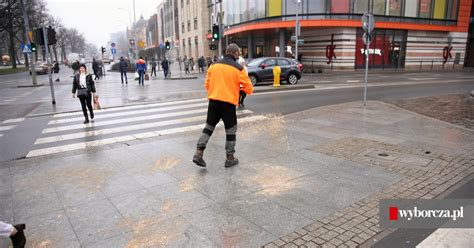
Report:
119,57,128,84
92,58,100,80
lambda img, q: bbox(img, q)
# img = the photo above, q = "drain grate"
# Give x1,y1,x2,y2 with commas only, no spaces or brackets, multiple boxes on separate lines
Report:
378,153,389,157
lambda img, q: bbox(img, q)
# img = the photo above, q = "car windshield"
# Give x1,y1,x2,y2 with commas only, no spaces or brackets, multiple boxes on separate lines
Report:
247,58,265,67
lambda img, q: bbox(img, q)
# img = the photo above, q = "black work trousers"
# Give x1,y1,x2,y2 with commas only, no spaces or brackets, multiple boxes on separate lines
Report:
197,100,237,155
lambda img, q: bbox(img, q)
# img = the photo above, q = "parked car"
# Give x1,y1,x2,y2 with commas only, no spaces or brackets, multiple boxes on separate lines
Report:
246,57,302,85
29,62,52,75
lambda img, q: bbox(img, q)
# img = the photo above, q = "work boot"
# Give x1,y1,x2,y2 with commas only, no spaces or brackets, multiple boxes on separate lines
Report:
84,119,89,124
90,112,94,120
225,154,239,168
192,149,206,167
10,224,26,248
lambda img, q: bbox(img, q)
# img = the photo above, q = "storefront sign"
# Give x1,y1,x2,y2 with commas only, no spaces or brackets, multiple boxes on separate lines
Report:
360,48,382,56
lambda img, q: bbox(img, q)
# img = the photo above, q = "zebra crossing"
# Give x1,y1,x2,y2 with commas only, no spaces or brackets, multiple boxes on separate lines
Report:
0,118,25,137
26,98,266,158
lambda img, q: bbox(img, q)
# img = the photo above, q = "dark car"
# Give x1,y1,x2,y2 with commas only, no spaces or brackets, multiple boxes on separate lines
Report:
246,57,302,86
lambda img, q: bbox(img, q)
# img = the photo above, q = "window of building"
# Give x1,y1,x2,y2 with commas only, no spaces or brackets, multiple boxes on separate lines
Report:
307,0,326,16
183,39,186,47
330,0,350,13
404,0,419,17
194,17,198,30
195,36,198,45
249,0,257,20
187,20,191,32
387,0,402,16
267,0,282,17
433,0,447,19
188,37,191,46
234,0,241,23
354,0,369,14
284,0,298,16
372,0,386,15
419,0,432,18
257,0,265,19
241,0,249,22
447,0,459,20
186,0,189,4
182,23,185,33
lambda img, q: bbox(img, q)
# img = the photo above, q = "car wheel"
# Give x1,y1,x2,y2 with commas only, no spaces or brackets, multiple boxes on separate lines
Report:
249,74,258,86
287,73,298,85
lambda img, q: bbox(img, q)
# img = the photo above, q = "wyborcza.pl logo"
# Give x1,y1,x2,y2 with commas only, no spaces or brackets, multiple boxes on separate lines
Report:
379,199,473,228
388,206,464,221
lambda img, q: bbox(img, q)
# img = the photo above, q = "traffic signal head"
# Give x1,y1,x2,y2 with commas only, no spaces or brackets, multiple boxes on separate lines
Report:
31,43,36,52
212,24,219,40
47,27,57,45
35,28,45,46
165,41,170,50
101,47,106,54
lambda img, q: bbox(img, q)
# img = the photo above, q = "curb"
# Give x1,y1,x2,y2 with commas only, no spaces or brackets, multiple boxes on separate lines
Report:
164,76,198,80
17,84,44,88
254,84,314,93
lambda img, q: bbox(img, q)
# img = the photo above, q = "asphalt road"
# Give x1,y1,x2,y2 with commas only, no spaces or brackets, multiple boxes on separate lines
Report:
0,67,472,162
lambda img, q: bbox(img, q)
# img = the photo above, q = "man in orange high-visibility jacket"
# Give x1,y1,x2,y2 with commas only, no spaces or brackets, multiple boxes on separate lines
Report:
193,43,254,168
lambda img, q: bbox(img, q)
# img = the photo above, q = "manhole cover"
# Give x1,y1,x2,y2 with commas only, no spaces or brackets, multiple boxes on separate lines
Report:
425,151,431,154
378,153,389,157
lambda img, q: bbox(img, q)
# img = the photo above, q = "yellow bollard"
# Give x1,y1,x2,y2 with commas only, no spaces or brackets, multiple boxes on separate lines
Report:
273,65,281,87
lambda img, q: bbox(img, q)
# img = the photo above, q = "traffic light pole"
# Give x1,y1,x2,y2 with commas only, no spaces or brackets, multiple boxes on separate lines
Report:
219,0,222,58
19,0,37,85
43,27,56,105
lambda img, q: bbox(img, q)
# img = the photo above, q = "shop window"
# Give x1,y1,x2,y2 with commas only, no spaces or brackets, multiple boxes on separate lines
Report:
404,0,419,17
330,0,350,13
355,29,407,69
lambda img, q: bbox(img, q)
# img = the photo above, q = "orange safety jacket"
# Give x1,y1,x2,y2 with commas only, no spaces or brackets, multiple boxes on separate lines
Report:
205,55,253,106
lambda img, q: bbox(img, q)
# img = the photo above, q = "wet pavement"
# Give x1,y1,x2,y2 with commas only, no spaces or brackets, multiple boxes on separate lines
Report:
1,101,472,247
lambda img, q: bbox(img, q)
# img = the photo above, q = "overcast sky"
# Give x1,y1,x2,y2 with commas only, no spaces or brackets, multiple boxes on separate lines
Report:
45,0,162,46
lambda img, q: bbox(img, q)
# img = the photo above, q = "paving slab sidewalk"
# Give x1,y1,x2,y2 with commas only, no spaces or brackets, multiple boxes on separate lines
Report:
0,100,472,248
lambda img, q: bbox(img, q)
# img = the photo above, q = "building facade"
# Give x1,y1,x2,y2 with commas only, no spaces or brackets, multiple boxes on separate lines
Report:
177,0,212,60
214,0,472,70
157,0,180,60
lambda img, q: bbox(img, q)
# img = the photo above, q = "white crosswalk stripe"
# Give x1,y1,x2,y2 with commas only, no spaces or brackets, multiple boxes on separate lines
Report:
27,100,264,158
0,125,16,131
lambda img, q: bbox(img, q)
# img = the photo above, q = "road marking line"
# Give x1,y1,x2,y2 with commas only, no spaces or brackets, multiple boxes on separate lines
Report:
27,115,267,157
0,134,3,137
346,80,360,83
2,118,25,124
43,108,210,133
53,98,207,118
0,125,16,131
36,110,253,144
408,77,438,81
48,102,209,124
